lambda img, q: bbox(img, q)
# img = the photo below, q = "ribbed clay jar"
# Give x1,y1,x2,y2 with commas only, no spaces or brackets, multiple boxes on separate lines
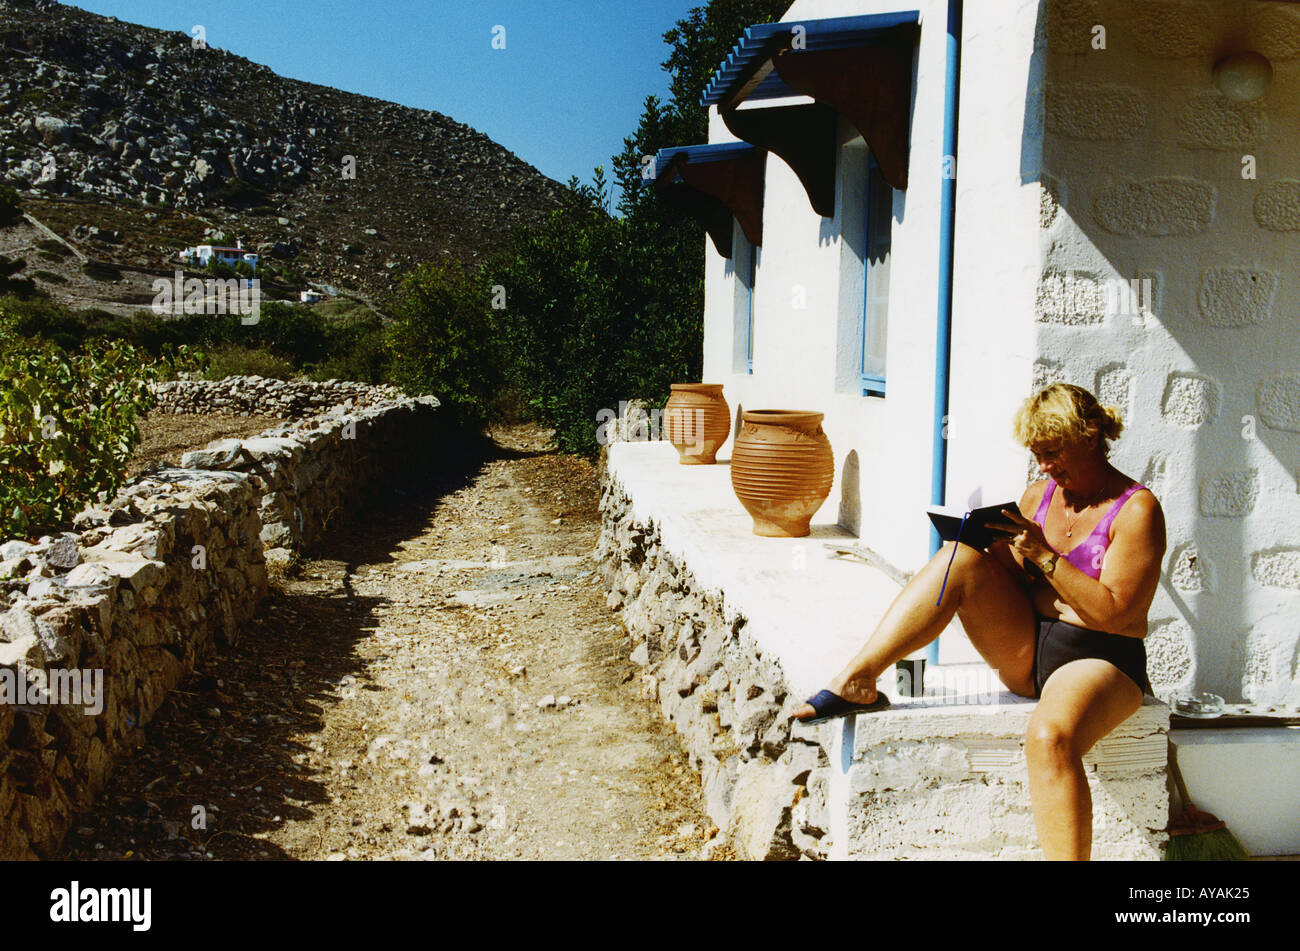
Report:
730,410,834,537
664,384,730,465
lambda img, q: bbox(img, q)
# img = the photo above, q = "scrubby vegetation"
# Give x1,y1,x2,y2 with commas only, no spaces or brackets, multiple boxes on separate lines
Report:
384,262,501,431
2,0,788,476
0,294,387,382
0,305,177,537
0,185,23,228
381,0,786,451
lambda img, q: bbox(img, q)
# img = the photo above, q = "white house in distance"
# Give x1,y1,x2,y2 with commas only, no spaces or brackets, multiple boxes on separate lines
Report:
622,0,1300,856
178,239,258,273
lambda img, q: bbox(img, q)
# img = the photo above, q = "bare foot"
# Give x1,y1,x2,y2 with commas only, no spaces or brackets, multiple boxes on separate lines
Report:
790,674,879,720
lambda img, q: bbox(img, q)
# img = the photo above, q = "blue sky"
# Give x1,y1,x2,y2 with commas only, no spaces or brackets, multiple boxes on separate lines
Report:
71,1,712,191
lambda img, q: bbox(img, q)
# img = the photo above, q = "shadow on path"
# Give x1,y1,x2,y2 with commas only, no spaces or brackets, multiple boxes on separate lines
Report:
58,428,508,860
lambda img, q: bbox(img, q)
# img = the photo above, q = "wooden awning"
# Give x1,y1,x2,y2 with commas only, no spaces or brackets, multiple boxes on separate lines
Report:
651,143,766,258
721,105,838,218
703,13,919,202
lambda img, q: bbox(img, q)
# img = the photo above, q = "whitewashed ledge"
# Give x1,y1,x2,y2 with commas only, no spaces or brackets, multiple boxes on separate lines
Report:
596,441,1168,860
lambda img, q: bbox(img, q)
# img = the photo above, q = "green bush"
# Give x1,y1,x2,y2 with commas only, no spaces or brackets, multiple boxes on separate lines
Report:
206,259,237,279
0,186,22,228
384,261,501,429
82,260,122,282
0,255,37,298
308,307,388,383
486,169,702,454
202,345,296,380
0,288,386,390
32,269,67,284
0,337,162,538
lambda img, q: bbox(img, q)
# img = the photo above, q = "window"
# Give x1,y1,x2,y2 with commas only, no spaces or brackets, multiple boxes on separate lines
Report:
746,242,757,374
860,156,892,396
733,226,757,375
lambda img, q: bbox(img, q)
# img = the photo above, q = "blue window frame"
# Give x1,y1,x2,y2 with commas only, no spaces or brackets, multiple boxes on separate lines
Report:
860,156,892,396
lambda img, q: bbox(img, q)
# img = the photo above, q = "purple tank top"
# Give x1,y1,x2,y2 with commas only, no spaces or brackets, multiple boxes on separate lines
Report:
1032,480,1145,579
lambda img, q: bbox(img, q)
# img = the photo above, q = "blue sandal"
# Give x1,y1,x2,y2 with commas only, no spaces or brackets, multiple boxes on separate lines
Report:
797,689,890,724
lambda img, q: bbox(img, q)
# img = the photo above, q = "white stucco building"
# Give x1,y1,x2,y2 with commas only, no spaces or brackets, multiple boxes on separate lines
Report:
651,0,1300,709
179,240,258,273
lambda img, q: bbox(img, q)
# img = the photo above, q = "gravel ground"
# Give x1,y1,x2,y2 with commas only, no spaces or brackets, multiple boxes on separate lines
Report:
61,422,732,861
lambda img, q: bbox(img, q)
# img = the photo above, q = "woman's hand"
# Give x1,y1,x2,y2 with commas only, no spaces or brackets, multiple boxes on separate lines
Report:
994,508,1054,569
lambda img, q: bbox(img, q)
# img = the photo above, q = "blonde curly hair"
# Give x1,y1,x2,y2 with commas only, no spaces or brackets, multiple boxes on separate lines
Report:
1013,383,1124,453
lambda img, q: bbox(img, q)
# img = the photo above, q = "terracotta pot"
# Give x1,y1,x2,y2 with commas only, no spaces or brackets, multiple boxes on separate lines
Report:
664,384,730,465
730,410,834,537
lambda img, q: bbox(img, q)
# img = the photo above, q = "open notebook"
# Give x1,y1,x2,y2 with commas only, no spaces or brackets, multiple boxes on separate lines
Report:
926,501,1020,551
927,497,1020,607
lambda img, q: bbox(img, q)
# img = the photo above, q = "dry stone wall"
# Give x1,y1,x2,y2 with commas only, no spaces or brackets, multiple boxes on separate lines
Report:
150,376,405,417
0,390,441,858
178,397,440,560
596,473,830,861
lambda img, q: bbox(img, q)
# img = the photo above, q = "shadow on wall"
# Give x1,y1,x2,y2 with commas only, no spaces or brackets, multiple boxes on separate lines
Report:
1018,0,1300,703
839,448,862,532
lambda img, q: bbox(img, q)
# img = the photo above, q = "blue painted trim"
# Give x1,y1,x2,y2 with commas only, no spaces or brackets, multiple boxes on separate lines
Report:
701,11,921,107
860,374,886,397
927,0,963,666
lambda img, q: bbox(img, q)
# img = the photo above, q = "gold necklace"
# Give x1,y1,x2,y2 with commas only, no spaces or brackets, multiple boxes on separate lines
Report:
1063,505,1089,538
1062,484,1108,538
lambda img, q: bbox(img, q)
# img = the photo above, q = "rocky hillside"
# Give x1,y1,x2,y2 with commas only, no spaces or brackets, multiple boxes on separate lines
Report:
0,0,569,299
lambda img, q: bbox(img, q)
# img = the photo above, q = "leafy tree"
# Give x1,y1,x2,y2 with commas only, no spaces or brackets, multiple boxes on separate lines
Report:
489,170,632,452
488,0,787,454
384,261,501,430
612,0,789,217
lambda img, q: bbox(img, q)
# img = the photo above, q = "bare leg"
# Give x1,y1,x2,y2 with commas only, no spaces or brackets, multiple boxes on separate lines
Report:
1024,659,1143,860
792,541,1037,718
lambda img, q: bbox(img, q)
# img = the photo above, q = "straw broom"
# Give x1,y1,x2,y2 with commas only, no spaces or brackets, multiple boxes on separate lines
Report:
1164,739,1248,861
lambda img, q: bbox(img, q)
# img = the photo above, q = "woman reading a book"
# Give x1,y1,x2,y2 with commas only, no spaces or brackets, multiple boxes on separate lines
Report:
791,383,1166,860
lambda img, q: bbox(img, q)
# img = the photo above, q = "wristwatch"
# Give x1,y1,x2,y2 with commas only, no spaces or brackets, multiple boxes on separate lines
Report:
1039,552,1059,577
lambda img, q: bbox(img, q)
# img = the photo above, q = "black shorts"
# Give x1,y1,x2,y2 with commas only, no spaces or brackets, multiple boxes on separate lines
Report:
1033,616,1148,697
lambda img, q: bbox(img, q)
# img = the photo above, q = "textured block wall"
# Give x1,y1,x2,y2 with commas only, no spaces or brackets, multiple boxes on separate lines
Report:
837,701,1168,860
1035,0,1300,705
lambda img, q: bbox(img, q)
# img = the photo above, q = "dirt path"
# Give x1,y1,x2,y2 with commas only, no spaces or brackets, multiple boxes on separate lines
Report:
62,424,731,861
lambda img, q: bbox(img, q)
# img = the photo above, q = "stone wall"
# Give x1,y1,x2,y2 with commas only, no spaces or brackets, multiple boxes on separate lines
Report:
177,397,440,560
0,470,264,859
0,392,442,858
596,474,831,861
150,376,405,418
598,465,1169,861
